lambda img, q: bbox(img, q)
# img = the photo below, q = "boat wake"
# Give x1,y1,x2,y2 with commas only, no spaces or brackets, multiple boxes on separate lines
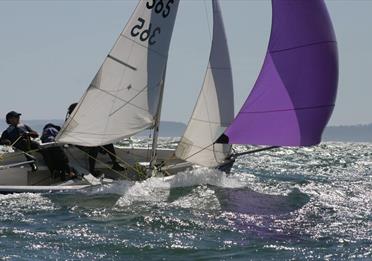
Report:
112,168,250,208
78,167,306,216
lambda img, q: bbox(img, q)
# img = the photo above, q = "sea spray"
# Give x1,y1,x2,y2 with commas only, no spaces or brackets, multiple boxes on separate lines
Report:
114,168,255,208
0,141,370,260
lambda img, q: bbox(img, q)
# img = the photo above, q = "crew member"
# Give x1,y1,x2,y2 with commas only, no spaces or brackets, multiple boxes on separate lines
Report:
66,103,125,176
41,123,76,180
1,111,40,171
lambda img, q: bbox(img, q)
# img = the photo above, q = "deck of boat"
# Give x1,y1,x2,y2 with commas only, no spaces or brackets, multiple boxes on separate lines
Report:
0,145,193,193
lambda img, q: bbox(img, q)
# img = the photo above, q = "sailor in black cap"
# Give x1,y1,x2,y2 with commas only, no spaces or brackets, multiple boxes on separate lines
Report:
1,111,40,171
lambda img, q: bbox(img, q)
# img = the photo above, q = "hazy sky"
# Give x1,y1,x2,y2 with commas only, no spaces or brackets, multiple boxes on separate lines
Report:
0,0,371,126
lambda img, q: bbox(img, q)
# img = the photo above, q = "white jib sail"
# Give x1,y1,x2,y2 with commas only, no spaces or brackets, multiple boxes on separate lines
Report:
175,0,234,168
57,0,180,146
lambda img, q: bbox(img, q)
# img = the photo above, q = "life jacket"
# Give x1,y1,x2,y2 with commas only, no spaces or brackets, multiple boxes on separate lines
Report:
41,123,61,143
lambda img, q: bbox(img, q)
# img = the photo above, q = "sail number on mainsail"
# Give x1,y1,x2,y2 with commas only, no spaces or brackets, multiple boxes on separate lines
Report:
130,0,175,45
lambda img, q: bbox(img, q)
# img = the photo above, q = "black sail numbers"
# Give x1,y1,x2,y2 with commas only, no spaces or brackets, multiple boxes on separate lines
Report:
146,0,174,18
130,0,175,46
130,18,161,45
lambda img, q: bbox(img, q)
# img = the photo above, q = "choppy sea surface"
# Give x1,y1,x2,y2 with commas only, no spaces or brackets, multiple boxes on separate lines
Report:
0,140,371,260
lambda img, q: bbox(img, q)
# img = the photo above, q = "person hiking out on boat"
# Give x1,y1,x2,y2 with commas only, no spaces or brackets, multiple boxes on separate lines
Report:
66,103,125,176
41,123,77,181
1,111,41,171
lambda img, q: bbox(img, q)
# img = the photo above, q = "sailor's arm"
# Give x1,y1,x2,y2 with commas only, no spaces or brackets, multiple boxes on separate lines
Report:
24,125,39,139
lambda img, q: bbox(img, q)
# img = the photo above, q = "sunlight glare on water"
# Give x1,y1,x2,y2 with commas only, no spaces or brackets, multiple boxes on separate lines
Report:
0,140,371,260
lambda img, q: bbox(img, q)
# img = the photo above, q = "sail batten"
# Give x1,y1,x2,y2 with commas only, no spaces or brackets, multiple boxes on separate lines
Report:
107,55,138,71
221,0,338,147
57,0,180,147
175,0,234,167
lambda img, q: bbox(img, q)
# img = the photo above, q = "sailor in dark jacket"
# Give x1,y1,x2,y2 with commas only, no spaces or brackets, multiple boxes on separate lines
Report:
41,123,76,180
1,111,40,171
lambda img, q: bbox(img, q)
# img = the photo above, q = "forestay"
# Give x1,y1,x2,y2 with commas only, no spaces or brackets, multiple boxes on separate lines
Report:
175,0,234,167
219,0,339,147
57,0,180,146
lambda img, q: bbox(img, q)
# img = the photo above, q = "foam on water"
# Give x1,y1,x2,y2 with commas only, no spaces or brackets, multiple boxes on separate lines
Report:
0,140,371,260
113,168,254,207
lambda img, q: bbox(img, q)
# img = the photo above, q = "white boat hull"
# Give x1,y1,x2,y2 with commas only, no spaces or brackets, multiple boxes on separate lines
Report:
0,145,194,193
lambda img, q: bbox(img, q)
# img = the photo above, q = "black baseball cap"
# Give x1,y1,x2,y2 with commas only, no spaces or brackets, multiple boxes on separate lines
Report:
5,111,22,123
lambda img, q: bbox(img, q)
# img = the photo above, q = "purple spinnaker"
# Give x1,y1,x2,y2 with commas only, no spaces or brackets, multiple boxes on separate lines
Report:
221,0,339,146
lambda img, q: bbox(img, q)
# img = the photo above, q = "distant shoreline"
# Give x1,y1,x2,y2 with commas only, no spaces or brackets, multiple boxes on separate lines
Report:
323,123,372,142
0,120,187,138
0,120,371,142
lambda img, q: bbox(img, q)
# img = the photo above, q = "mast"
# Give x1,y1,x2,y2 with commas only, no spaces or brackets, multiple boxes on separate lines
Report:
149,66,167,176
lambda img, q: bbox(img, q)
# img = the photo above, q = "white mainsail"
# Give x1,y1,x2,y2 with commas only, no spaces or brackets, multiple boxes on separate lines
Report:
175,0,234,167
57,0,179,146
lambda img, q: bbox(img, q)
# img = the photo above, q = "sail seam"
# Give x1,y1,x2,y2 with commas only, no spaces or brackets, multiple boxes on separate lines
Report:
108,86,150,116
122,35,168,59
179,141,226,153
192,118,231,125
270,40,336,54
107,55,137,71
242,104,335,114
90,85,149,114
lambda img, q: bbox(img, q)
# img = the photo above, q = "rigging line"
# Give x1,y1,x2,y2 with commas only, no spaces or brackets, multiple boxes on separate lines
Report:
0,135,25,162
0,147,41,163
65,146,129,180
0,142,132,179
89,85,150,115
98,144,149,176
179,139,227,153
10,135,23,148
165,144,280,170
163,142,217,168
0,138,44,163
56,124,150,176
59,131,149,176
108,86,149,116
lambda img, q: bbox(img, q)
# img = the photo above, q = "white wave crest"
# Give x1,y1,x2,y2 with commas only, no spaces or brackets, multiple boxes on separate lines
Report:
113,168,254,207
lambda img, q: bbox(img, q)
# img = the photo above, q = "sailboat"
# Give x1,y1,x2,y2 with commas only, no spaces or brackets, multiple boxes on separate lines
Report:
0,0,338,193
0,0,182,192
57,0,234,178
176,0,338,168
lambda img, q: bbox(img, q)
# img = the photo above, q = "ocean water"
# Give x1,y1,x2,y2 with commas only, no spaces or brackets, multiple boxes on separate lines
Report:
0,141,371,260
